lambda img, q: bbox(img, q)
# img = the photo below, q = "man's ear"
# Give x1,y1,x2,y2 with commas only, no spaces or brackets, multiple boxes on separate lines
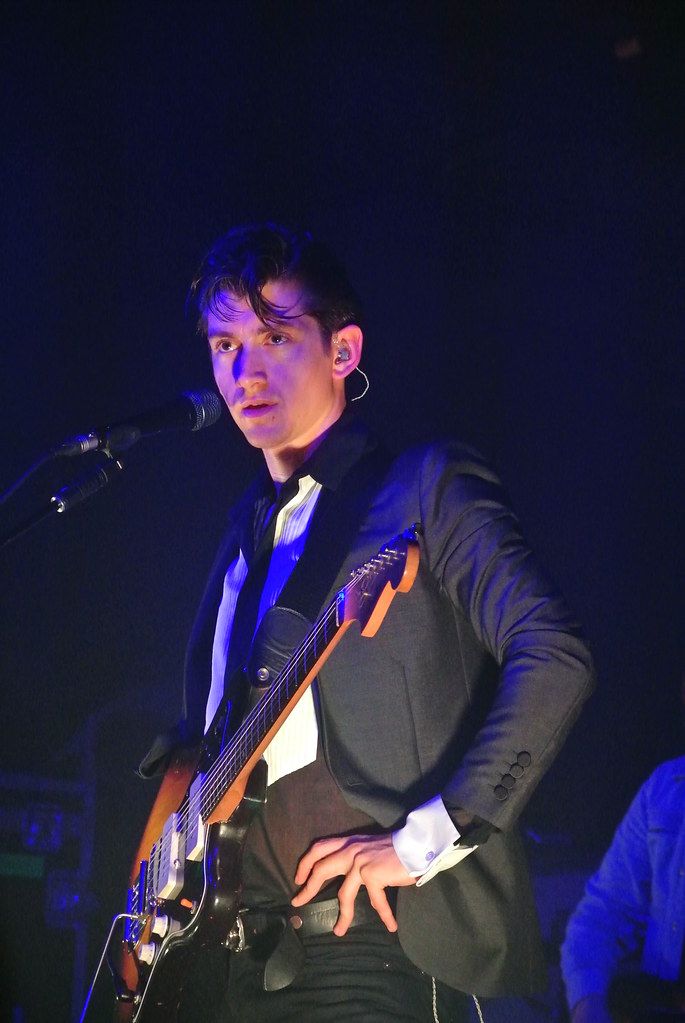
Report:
331,324,363,380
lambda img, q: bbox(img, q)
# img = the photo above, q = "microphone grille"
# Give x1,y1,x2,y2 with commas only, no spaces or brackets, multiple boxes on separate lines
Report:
184,389,223,431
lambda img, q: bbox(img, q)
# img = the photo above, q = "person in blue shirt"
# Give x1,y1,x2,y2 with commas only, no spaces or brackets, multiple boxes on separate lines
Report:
561,755,685,1023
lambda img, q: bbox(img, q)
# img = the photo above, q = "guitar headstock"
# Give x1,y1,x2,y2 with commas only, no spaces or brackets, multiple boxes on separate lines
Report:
338,524,421,638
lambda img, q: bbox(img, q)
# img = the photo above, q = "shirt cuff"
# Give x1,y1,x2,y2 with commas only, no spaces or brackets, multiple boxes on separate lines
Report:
392,795,478,887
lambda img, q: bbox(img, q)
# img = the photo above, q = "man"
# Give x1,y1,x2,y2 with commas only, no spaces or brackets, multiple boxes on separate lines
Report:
143,222,594,1021
561,755,685,1023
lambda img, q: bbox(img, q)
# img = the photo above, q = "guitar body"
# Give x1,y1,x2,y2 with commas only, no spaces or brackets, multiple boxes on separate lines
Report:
117,759,267,1023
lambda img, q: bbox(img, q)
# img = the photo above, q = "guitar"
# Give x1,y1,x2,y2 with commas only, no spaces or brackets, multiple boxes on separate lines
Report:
111,527,420,1022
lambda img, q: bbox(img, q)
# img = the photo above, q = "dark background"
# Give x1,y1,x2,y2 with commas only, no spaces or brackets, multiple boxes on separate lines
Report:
1,2,683,1020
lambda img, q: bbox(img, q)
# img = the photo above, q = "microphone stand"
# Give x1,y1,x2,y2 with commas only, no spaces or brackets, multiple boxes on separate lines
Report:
0,454,124,550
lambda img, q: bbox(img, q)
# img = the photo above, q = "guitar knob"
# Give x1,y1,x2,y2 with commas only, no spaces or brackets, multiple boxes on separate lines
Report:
137,943,156,966
151,913,181,938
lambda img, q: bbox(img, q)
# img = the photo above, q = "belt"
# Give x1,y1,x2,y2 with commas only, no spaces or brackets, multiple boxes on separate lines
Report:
229,892,382,991
234,891,381,944
292,891,381,935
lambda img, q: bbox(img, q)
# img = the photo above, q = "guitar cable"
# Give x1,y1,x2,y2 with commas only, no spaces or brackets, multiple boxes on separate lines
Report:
78,911,142,1022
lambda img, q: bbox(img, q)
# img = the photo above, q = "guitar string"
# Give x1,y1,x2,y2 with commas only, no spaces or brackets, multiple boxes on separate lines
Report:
148,552,397,893
201,554,396,812
147,596,339,888
186,564,373,819
147,574,358,884
148,568,367,877
135,572,359,917
147,553,397,892
141,593,339,905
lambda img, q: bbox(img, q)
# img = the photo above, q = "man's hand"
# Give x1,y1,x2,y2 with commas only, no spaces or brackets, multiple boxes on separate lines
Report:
292,832,416,936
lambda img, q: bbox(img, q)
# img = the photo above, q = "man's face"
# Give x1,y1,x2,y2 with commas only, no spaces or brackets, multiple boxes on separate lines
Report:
207,279,343,462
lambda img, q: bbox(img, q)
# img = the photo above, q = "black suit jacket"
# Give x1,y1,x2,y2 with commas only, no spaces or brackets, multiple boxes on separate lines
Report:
176,416,595,996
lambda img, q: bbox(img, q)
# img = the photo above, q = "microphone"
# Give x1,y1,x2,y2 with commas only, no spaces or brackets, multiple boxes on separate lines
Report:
57,389,223,456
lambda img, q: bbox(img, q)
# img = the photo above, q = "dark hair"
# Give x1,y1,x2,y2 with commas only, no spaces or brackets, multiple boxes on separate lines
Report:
189,222,363,344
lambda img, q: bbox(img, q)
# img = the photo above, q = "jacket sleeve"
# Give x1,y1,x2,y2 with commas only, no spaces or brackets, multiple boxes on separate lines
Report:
560,779,652,1010
418,441,595,830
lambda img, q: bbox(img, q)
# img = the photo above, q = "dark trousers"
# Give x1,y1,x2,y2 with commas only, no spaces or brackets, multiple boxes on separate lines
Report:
218,920,470,1023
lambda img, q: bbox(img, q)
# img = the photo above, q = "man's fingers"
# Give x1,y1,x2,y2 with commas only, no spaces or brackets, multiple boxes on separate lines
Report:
292,841,357,905
291,863,330,906
365,885,398,933
332,872,362,936
291,874,324,906
292,833,410,927
332,862,398,936
294,836,348,887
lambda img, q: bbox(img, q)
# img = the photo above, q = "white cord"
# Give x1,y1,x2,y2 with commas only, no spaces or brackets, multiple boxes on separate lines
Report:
472,993,486,1023
350,366,370,402
430,977,486,1023
431,976,440,1023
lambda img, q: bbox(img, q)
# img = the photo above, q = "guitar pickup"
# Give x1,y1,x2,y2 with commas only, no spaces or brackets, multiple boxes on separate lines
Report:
185,774,206,862
155,812,186,900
